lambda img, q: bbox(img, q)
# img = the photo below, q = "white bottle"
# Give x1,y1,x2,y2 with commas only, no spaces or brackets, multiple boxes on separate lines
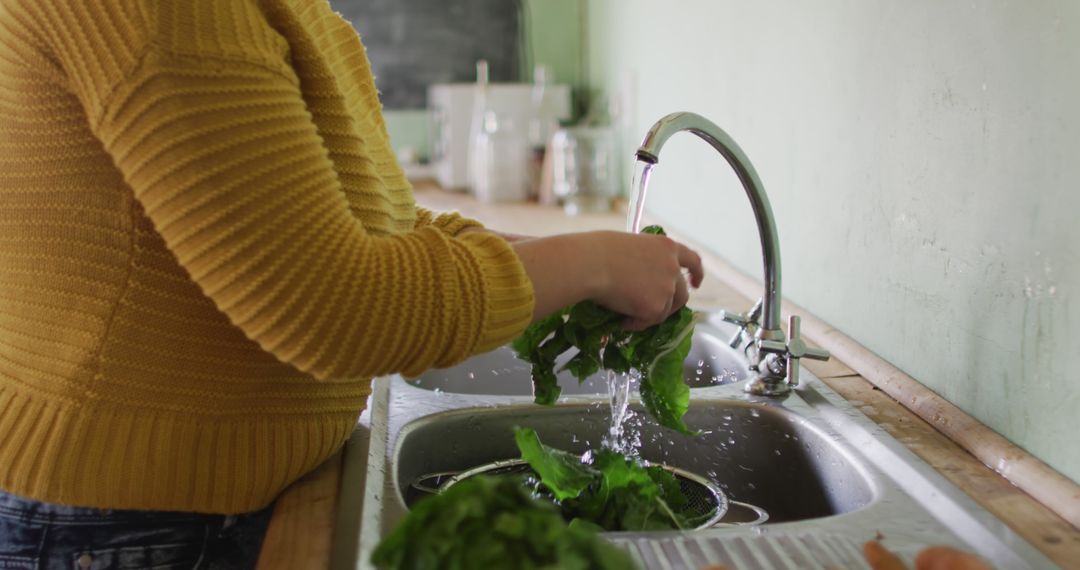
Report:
527,65,559,202
466,60,490,195
473,110,530,203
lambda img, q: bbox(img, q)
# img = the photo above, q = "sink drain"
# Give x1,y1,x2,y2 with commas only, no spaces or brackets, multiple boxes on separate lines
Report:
411,460,768,530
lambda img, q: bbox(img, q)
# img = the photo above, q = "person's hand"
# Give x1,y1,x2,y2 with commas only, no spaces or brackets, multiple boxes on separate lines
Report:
864,541,991,570
588,231,704,330
511,231,704,330
865,541,907,570
914,546,992,570
695,542,990,570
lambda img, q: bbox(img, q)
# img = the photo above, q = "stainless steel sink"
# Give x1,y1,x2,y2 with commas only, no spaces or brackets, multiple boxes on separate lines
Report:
394,402,873,523
406,316,748,395
338,315,1057,569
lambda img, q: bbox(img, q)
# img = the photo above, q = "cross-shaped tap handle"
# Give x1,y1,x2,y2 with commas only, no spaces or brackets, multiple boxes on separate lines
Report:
755,314,831,387
719,298,763,349
782,315,830,386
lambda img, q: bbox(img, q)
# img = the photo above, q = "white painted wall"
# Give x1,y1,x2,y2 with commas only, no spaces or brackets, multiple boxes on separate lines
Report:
587,1,1079,482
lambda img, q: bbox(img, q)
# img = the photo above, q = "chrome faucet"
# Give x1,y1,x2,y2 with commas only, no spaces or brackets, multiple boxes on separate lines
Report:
633,112,830,396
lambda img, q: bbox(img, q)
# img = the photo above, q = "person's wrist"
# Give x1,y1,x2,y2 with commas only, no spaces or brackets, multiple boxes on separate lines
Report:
573,231,611,302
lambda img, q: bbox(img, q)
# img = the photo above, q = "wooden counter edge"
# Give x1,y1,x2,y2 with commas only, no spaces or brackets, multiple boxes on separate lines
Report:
256,450,343,570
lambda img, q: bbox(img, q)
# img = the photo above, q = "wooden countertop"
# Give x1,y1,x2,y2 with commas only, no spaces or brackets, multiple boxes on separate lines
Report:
256,184,1079,569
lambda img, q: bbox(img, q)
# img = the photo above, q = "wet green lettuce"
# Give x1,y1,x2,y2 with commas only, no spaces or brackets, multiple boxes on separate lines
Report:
370,473,637,570
511,226,700,434
371,428,714,569
514,427,700,532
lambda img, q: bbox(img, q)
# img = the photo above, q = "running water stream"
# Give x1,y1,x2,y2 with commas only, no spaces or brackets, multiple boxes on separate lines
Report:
600,159,658,455
601,369,639,455
626,161,655,233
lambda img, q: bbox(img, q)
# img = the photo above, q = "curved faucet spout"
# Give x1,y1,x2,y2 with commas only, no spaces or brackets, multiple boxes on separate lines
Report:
634,112,783,340
633,112,831,396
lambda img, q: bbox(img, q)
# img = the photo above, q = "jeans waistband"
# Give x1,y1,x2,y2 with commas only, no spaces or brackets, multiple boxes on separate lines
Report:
0,490,227,525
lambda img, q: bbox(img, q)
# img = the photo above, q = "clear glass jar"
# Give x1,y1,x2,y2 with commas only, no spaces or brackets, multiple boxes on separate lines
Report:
472,111,530,203
549,127,618,215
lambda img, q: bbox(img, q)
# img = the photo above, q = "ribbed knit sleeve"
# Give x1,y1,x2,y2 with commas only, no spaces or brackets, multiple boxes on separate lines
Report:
414,206,486,236
0,0,537,514
45,3,535,381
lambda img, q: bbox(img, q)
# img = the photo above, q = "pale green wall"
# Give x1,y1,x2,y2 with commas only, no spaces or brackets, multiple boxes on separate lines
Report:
524,0,583,88
381,111,430,162
587,1,1080,483
383,0,583,160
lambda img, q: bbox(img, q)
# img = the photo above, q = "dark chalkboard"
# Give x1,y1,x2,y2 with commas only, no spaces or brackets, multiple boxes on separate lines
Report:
332,0,522,109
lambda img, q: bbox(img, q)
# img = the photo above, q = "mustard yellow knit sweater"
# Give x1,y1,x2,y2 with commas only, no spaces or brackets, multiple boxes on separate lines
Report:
0,0,534,514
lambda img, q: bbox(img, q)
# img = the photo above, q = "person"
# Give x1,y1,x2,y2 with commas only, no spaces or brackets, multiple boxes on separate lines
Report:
0,0,703,567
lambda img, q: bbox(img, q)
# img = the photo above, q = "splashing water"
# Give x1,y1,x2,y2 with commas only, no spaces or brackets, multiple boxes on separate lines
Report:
602,369,640,455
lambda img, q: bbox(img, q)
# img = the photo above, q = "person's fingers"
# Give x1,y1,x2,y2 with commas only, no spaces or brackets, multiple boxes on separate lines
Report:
622,284,675,332
676,244,704,288
864,540,907,570
661,283,675,316
624,301,668,331
622,317,647,332
915,546,991,570
671,275,689,314
584,232,704,331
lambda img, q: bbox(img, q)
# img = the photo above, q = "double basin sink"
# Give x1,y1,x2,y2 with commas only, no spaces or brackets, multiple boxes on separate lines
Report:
341,314,1055,569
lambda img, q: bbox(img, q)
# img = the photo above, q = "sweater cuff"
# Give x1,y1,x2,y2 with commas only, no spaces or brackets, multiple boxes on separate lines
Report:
455,231,535,354
416,207,486,236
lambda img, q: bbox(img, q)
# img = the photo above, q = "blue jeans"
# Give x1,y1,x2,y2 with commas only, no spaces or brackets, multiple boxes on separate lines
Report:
0,490,273,570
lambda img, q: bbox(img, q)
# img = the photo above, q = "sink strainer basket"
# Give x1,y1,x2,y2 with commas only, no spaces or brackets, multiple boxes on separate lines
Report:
411,459,768,530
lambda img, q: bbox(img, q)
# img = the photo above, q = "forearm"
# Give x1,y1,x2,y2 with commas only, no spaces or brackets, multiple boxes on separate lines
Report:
511,234,600,321
458,225,532,243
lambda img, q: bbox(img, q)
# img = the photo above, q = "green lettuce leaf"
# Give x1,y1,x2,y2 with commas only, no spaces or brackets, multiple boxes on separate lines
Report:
512,226,700,433
638,307,699,435
513,426,596,501
371,473,638,570
514,427,696,532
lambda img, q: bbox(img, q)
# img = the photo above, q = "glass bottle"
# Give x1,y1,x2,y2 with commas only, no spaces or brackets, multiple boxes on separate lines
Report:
473,110,530,203
527,65,559,202
466,59,490,194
